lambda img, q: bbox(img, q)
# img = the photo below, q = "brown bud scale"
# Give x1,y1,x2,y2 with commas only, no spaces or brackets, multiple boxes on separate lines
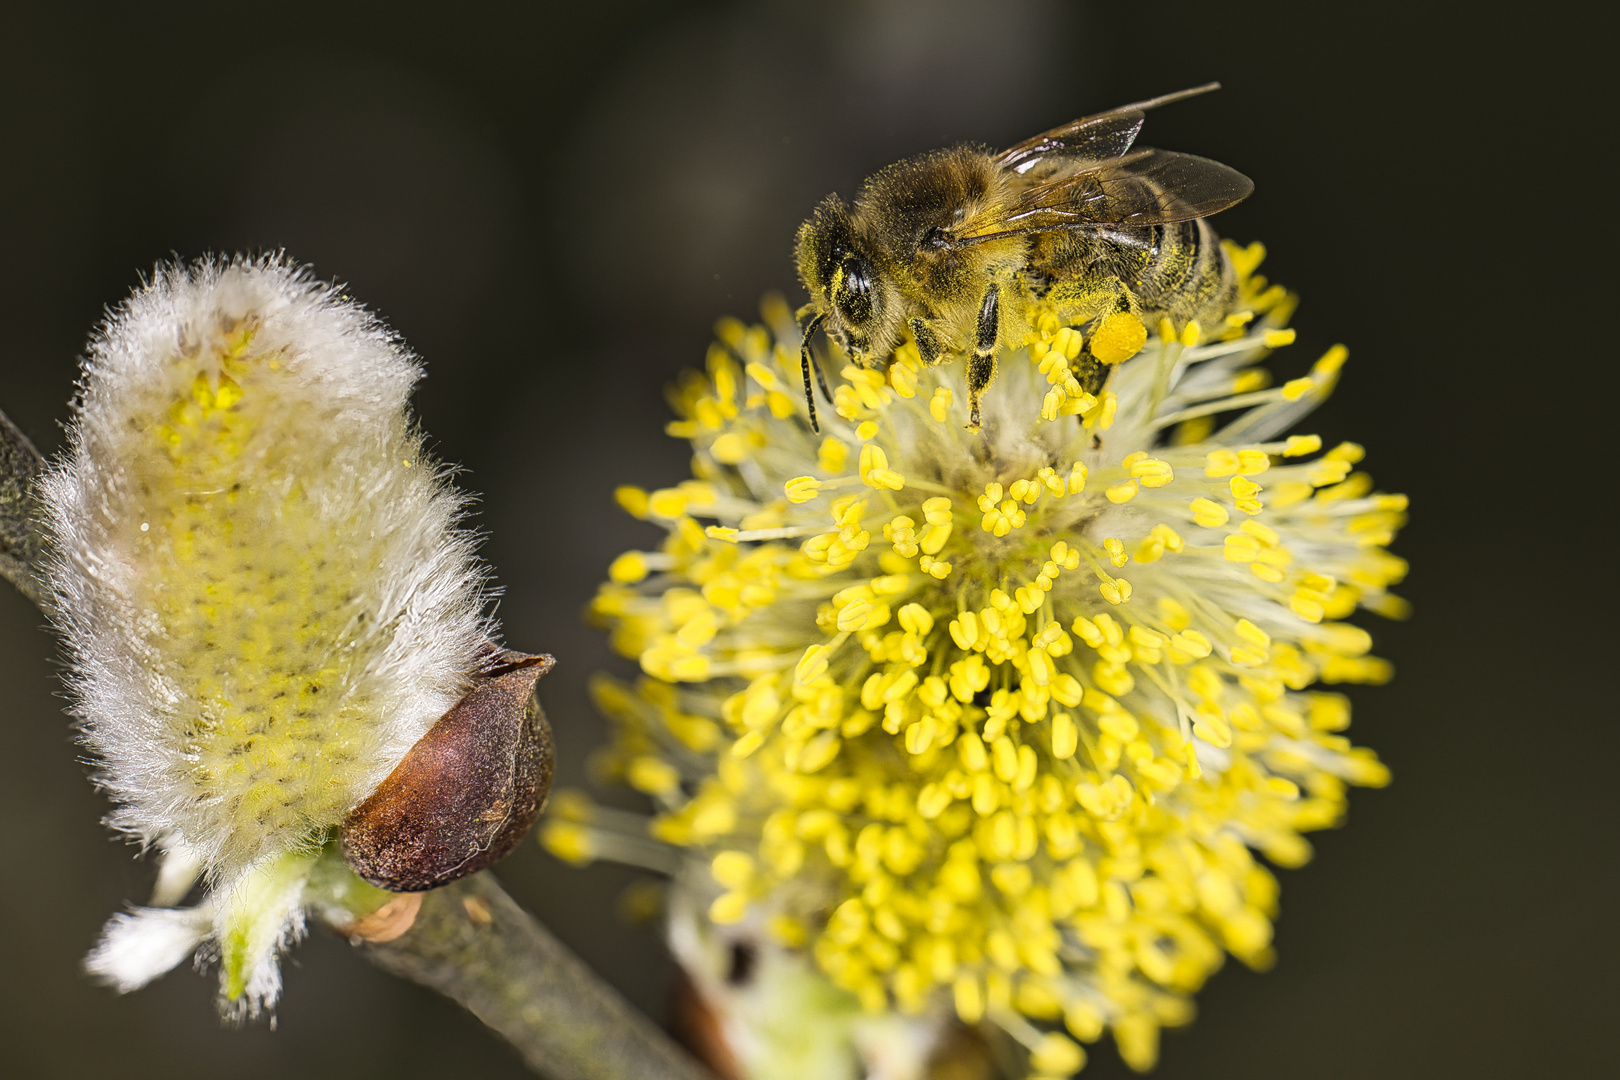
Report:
342,649,555,891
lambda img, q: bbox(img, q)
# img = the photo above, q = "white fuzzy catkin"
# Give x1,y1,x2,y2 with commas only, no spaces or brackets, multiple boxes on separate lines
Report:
43,256,490,1013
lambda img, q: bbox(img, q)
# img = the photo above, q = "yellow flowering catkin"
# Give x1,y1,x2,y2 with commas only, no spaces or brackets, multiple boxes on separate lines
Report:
552,241,1404,1076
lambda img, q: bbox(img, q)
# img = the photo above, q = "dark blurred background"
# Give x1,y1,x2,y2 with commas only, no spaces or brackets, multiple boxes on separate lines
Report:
0,1,1609,1077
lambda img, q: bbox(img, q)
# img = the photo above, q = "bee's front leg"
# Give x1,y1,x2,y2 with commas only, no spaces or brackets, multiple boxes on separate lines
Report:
966,283,1000,430
909,317,945,367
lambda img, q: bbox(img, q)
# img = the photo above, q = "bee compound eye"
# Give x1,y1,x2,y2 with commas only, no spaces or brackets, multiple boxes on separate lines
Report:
341,649,557,892
836,255,876,323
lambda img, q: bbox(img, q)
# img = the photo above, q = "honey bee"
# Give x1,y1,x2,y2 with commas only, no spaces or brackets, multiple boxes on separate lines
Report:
794,83,1253,431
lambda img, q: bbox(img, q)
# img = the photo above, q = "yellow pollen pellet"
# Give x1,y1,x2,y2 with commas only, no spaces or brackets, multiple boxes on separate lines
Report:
929,386,952,422
1284,434,1322,457
1090,310,1147,364
1190,497,1229,528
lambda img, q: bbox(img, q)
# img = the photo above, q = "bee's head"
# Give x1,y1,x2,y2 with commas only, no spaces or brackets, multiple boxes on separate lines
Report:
795,195,901,361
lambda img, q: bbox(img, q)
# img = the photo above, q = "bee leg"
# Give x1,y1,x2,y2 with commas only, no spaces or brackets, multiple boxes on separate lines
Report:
966,284,1000,430
909,317,944,367
1073,339,1111,396
799,314,827,433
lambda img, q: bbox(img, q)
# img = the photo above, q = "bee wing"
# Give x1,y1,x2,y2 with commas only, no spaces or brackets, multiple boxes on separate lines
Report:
956,148,1252,246
996,83,1221,177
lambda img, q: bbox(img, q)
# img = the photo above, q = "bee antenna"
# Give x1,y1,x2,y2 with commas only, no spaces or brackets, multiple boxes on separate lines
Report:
800,314,828,433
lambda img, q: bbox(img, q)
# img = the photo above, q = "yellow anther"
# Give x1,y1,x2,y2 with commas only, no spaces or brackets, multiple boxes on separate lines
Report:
1099,578,1132,605
1237,449,1271,475
1224,534,1260,562
1283,434,1322,457
1169,630,1212,658
1031,1033,1086,1077
1314,344,1350,375
711,851,755,888
954,974,984,1023
856,420,879,441
614,486,650,517
1190,497,1229,528
1050,712,1078,759
607,551,649,583
1103,537,1128,567
627,756,680,796
704,526,739,543
1068,462,1088,493
1282,376,1315,400
795,643,830,685
1157,316,1177,343
1027,648,1056,686
950,611,980,650
898,603,934,636
1229,476,1262,501
1129,456,1174,486
1232,369,1269,393
818,437,849,473
1129,626,1167,651
1158,596,1191,630
1205,449,1240,477
1234,618,1271,649
929,386,952,422
1263,327,1296,347
1105,480,1139,504
709,891,748,925
1290,591,1326,622
1180,320,1202,348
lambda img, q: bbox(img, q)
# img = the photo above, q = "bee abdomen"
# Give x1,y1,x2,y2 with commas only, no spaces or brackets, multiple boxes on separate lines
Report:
1133,218,1235,325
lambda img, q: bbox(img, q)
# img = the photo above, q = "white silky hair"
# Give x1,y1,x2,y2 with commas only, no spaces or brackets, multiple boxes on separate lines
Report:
43,255,492,1012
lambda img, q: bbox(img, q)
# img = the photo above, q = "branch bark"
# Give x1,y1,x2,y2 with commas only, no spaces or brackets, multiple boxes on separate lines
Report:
357,873,713,1080
0,408,46,609
0,402,714,1080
